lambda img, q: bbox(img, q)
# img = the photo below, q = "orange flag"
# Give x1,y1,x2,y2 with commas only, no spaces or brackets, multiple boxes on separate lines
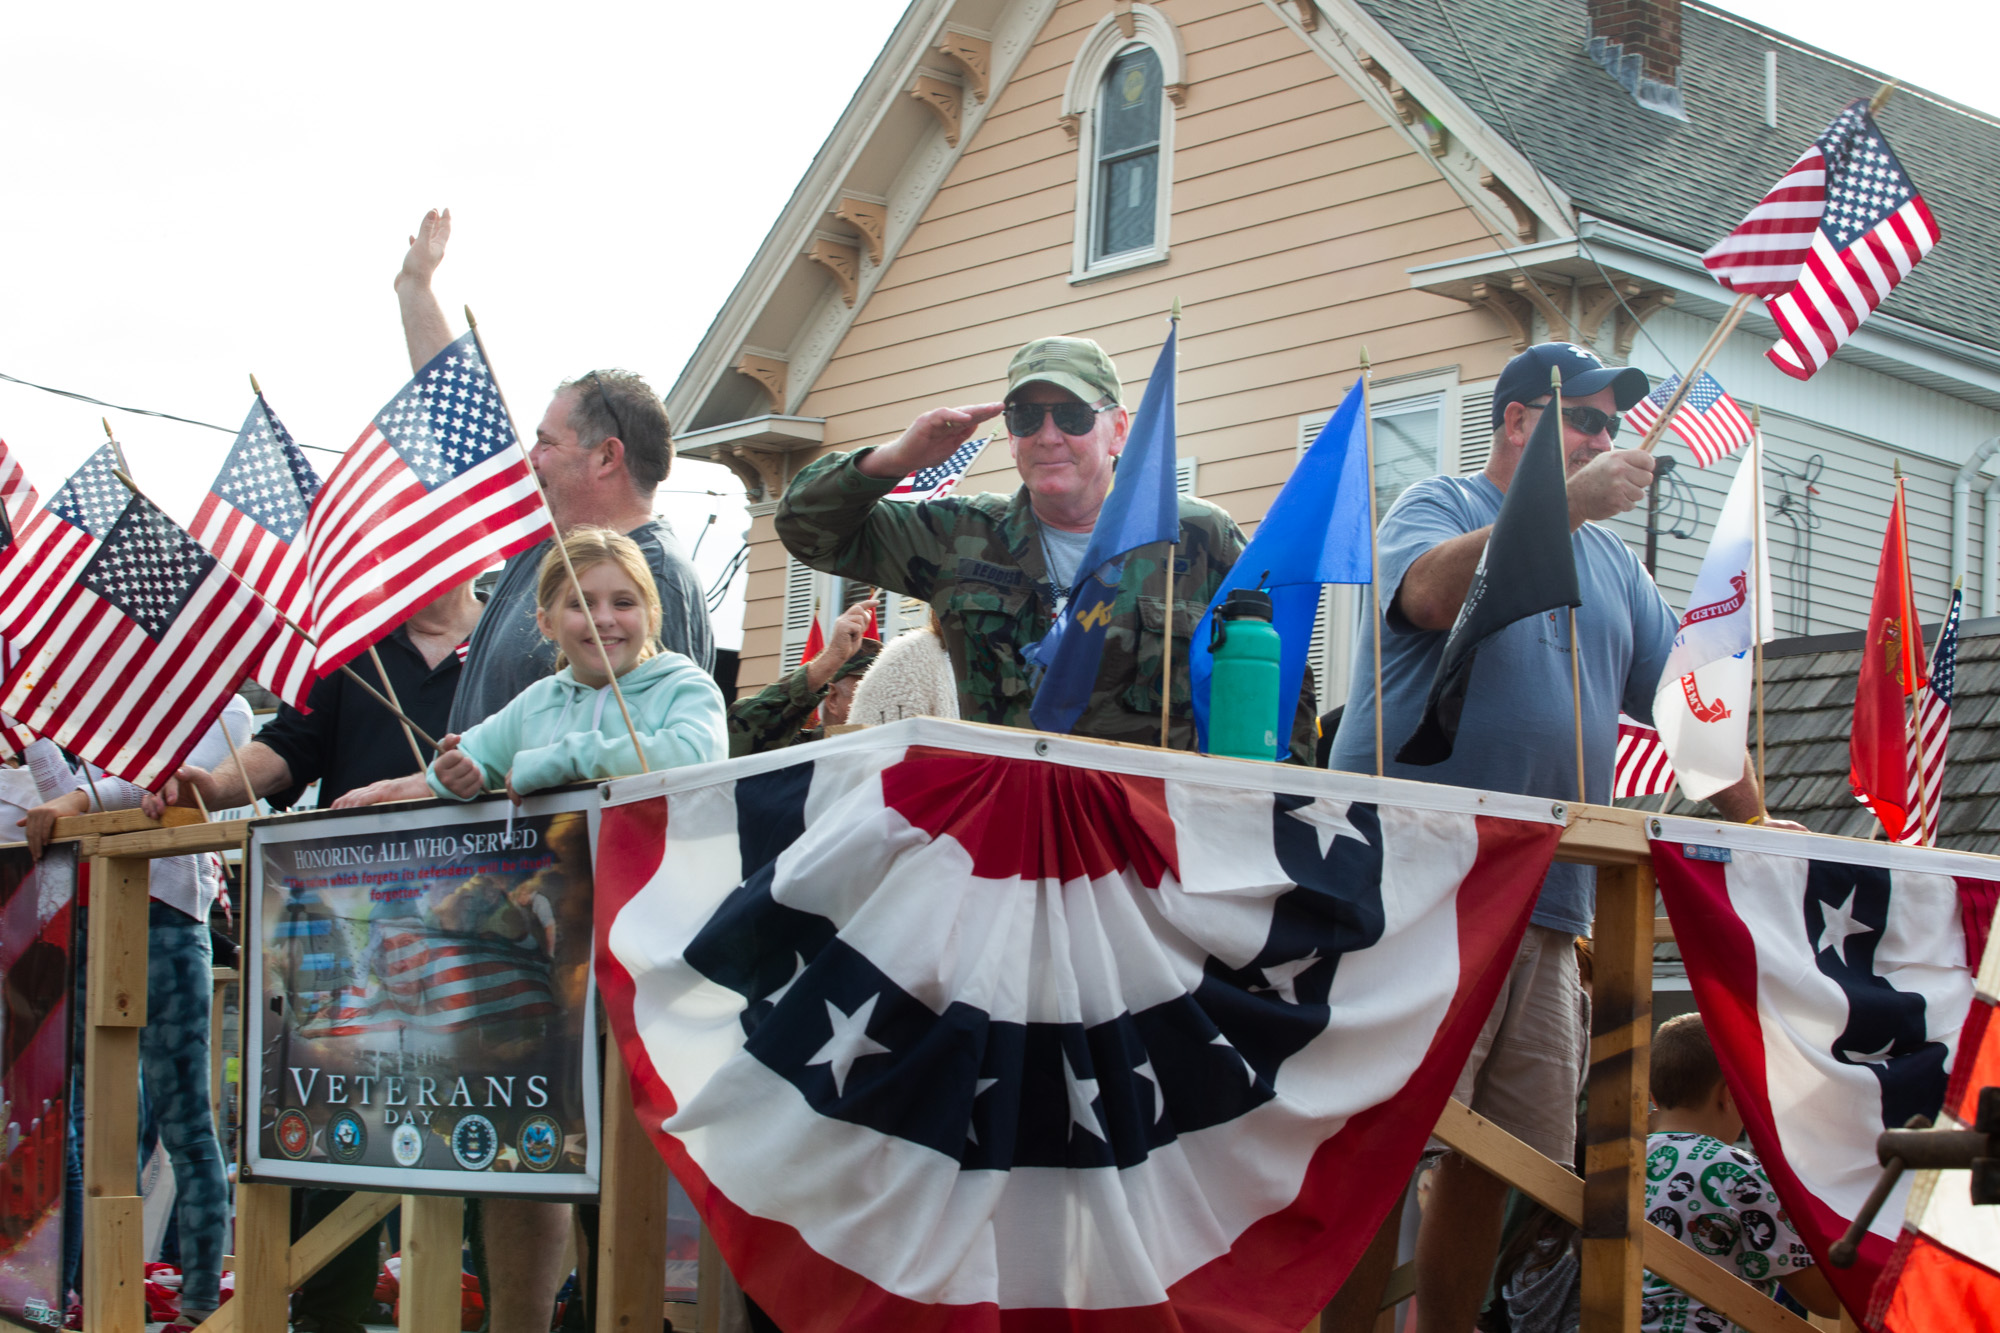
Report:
1850,478,1928,840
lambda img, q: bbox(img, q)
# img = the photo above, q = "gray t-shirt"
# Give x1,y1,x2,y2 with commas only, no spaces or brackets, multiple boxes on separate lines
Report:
1330,473,1675,934
449,517,715,732
1038,524,1094,616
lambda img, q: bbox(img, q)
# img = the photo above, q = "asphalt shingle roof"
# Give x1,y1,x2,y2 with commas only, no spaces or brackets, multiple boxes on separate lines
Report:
1357,0,2000,351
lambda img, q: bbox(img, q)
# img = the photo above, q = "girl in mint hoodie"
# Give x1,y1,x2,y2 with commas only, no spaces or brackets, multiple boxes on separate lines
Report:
428,527,727,800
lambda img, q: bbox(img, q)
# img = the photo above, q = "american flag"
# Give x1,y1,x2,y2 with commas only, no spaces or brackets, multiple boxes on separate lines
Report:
885,436,987,501
303,331,552,684
0,446,125,654
1621,372,1754,468
1898,586,1960,848
298,926,557,1038
190,394,322,705
0,492,301,788
1704,100,1940,382
1613,714,1675,798
0,442,43,756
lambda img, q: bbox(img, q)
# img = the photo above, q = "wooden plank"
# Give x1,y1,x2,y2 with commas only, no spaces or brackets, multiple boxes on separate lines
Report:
1378,1261,1416,1311
231,1184,291,1333
1433,1097,1812,1333
1432,1098,1583,1221
399,1194,465,1333
95,818,251,859
696,1226,723,1333
1556,804,1652,867
288,1191,401,1287
44,806,205,844
81,1195,144,1333
1582,861,1654,1333
87,857,148,1027
1654,915,1674,942
598,1044,671,1333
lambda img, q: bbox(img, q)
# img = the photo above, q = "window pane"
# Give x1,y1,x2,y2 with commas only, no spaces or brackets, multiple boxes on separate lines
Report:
1097,152,1158,257
1097,47,1161,157
1372,404,1440,514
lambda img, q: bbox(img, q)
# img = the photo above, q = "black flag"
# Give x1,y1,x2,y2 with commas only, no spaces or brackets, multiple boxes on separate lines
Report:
1397,393,1580,765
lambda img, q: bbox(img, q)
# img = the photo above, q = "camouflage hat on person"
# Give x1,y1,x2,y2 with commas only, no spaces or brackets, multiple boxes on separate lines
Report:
1006,337,1122,406
831,636,881,684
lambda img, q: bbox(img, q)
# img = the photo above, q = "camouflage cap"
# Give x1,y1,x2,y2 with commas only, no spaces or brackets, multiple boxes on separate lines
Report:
831,636,881,684
1006,337,1122,406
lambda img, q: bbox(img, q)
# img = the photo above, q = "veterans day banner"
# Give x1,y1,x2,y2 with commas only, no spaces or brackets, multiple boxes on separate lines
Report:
244,792,599,1196
0,845,75,1330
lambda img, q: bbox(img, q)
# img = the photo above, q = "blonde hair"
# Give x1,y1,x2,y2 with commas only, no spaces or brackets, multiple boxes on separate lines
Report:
535,527,662,671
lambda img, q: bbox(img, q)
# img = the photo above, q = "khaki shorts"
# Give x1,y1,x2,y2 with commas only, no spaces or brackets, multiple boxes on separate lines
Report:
1429,924,1590,1168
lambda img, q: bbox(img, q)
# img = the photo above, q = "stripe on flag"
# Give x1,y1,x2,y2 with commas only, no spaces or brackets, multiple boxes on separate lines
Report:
1613,715,1675,798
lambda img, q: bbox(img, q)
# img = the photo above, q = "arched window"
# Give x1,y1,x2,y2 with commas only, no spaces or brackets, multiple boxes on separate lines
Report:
1064,7,1184,282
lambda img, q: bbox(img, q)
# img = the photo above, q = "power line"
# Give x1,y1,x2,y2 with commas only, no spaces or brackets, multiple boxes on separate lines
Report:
0,368,345,455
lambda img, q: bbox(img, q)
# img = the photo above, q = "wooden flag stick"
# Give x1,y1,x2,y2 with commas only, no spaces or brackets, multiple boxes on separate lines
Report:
1870,82,1899,116
466,307,650,778
1360,346,1384,776
1750,407,1769,814
1160,298,1182,750
107,466,444,754
1636,292,1756,454
249,372,263,397
216,716,266,819
1896,471,1934,842
369,643,429,772
1556,367,1586,806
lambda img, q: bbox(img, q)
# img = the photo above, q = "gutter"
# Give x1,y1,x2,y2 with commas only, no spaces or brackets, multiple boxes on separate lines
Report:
1952,435,2000,602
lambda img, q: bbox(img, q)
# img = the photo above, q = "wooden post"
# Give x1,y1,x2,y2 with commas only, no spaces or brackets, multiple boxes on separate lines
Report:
399,1194,466,1333
695,1227,724,1333
1581,861,1656,1331
597,1044,670,1333
231,1184,292,1333
83,856,148,1333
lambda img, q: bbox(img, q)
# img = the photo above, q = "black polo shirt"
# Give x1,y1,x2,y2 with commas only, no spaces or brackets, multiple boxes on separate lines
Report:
257,626,462,807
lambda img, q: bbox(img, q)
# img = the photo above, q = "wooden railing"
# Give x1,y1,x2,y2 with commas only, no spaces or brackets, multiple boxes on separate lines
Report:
47,799,1868,1333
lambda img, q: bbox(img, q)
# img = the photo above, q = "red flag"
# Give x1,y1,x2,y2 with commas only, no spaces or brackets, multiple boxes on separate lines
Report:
1852,479,1928,841
800,605,826,665
861,600,881,643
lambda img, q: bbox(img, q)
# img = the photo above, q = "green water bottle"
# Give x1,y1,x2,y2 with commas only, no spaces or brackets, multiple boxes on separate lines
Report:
1207,587,1283,761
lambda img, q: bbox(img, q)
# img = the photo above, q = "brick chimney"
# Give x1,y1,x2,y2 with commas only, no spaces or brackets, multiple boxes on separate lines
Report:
1586,0,1687,119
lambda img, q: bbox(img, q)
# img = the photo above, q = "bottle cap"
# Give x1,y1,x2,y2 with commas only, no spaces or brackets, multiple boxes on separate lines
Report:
1219,587,1274,622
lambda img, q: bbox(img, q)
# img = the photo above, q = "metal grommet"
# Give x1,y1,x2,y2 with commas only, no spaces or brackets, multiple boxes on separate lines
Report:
1649,818,1664,838
1034,739,1051,757
1550,802,1567,821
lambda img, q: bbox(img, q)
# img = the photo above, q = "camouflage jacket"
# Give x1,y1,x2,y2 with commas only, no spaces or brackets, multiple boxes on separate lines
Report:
776,448,1314,758
726,662,824,757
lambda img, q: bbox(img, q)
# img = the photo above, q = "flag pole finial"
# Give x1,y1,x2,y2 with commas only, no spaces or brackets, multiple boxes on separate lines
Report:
249,373,263,397
1170,297,1181,323
1359,345,1372,373
101,417,114,440
1750,403,1761,427
1870,81,1898,116
464,305,479,330
1954,573,1966,591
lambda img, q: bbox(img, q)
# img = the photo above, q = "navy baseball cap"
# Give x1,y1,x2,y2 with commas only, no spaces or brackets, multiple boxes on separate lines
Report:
1490,343,1651,430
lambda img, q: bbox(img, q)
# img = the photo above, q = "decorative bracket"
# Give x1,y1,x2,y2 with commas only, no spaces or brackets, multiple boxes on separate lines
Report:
1058,111,1081,140
909,73,963,146
1112,1,1136,38
1165,82,1187,109
732,352,788,415
1507,272,1575,343
1290,0,1320,30
1614,289,1676,359
1577,278,1642,350
1470,280,1537,352
1357,52,1445,156
725,445,793,504
806,235,862,306
1479,171,1538,245
833,196,887,265
936,27,992,102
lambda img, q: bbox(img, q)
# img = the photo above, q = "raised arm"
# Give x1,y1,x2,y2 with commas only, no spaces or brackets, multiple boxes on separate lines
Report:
394,208,455,372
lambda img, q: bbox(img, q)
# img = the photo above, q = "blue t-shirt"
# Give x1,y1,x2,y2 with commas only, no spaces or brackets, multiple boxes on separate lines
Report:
1330,473,1675,933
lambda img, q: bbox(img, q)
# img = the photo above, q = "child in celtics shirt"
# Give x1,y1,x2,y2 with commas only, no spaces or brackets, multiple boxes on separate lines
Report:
1641,1014,1841,1331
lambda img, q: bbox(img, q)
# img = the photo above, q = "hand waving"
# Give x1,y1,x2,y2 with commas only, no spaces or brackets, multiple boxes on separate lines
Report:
397,208,452,290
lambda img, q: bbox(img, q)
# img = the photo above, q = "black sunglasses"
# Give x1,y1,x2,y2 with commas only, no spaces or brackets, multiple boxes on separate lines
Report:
587,370,634,445
1004,400,1113,438
1526,399,1622,440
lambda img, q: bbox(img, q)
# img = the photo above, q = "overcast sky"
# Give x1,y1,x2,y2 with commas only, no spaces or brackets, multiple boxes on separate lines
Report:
2,0,1984,652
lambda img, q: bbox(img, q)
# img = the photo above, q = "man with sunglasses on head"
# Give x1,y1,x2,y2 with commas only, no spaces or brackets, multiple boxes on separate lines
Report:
335,208,716,1333
1321,342,1777,1333
777,335,1314,757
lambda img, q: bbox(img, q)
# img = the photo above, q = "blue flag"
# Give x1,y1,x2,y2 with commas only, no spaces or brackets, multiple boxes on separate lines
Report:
1027,323,1181,735
1190,377,1374,756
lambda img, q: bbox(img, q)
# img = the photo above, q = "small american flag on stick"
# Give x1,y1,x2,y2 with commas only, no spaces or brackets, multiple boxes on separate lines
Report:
191,393,321,705
1614,714,1676,799
0,442,42,755
0,446,125,654
1,491,306,788
1897,585,1960,847
1621,372,1754,468
303,331,552,685
886,437,988,501
1702,100,1940,382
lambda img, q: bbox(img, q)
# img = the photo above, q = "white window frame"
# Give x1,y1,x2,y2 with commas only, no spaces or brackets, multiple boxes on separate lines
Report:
1064,6,1184,284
